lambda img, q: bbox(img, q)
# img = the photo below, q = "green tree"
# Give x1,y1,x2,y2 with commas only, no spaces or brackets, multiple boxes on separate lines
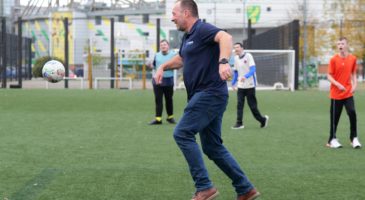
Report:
287,0,327,61
32,56,64,78
323,0,365,59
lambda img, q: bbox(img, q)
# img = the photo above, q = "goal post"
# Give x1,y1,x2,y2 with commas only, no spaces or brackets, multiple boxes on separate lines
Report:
174,49,296,91
94,77,133,89
245,50,295,91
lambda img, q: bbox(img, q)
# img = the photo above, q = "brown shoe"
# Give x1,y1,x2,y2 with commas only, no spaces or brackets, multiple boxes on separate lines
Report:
191,187,219,200
237,188,260,200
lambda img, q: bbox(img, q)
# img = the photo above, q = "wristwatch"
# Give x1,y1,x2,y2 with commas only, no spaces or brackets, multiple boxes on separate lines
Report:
218,58,229,64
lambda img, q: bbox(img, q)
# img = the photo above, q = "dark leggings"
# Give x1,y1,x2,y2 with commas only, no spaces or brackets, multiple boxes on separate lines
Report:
236,88,265,124
329,96,357,143
153,84,174,117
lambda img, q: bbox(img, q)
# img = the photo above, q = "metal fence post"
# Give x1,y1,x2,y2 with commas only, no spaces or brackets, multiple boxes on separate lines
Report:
110,17,115,88
18,17,23,88
1,17,7,88
64,17,69,88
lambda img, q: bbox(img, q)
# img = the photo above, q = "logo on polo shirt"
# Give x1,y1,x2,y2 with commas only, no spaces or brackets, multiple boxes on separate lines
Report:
187,41,194,46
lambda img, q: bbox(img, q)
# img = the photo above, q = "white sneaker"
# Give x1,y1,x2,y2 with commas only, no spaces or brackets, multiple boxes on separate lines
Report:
327,138,342,148
232,123,245,129
351,137,362,149
261,115,269,128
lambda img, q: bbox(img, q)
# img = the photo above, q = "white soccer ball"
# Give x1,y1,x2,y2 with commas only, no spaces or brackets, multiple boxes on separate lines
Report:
42,60,65,83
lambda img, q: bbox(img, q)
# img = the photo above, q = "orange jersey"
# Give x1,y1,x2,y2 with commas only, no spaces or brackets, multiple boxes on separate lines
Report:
328,54,357,100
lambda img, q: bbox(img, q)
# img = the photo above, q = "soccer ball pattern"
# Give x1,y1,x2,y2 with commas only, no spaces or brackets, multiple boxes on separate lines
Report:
42,60,65,83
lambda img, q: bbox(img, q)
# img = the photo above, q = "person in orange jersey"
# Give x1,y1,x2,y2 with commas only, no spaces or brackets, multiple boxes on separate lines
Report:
327,37,361,149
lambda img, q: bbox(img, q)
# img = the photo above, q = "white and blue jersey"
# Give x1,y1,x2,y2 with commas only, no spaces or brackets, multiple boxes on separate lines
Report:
152,50,176,86
232,53,257,89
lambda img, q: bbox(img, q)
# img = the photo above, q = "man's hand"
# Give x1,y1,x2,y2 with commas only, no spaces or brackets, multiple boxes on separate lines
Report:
336,83,345,91
146,61,153,70
219,63,232,80
351,86,356,93
154,65,164,84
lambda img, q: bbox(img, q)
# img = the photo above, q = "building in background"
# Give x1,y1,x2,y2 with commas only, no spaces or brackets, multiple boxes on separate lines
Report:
0,0,16,31
0,0,15,16
9,0,364,80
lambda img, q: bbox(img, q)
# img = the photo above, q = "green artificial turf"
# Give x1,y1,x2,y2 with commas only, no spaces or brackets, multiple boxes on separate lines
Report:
0,89,364,200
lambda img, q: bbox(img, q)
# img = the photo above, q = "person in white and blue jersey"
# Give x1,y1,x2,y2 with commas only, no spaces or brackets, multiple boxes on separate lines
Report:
149,40,177,125
231,42,269,129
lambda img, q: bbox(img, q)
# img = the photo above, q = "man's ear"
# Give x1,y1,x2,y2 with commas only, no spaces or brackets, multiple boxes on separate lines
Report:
184,9,189,17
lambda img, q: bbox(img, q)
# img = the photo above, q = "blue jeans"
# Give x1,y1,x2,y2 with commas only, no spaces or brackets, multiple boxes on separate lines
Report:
173,91,254,195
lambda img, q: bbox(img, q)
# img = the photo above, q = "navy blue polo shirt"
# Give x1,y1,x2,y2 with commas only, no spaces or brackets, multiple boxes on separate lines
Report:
179,19,228,100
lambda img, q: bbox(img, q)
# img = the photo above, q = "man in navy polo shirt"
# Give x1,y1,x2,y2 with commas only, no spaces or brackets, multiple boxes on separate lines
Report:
155,0,260,200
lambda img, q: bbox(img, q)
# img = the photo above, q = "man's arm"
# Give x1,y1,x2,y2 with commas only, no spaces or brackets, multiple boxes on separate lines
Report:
241,66,256,82
351,71,357,93
161,54,183,70
214,31,232,80
241,53,256,81
154,54,183,84
327,58,345,91
327,73,345,91
147,56,156,70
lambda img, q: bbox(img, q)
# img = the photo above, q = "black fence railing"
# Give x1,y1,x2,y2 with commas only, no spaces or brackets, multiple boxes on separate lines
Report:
0,18,32,89
244,20,300,90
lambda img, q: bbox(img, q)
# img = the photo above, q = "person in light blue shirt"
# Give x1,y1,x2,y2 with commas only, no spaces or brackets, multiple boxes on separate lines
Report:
149,40,177,125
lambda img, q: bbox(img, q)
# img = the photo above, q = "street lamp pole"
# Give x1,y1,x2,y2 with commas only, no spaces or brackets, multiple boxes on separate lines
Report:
302,0,308,89
243,0,247,42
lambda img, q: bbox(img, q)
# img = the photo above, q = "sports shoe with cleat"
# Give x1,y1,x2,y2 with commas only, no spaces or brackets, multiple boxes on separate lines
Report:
326,138,342,148
166,118,176,124
237,188,260,200
260,115,269,128
149,120,162,125
191,187,219,200
351,137,362,149
232,122,245,129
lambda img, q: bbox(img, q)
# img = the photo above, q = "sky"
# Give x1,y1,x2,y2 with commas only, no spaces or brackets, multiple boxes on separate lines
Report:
19,0,111,6
19,0,158,6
